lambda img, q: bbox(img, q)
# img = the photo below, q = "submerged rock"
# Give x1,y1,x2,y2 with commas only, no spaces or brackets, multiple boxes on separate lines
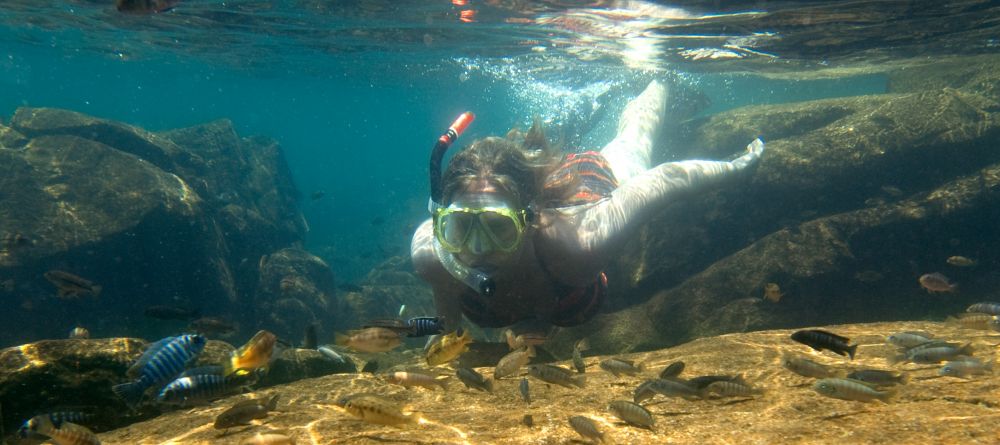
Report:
256,248,341,342
94,321,1000,444
0,108,306,346
588,62,1000,353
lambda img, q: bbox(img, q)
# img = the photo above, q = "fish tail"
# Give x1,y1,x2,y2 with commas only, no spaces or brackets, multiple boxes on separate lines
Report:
266,394,280,411
877,388,895,403
958,343,975,357
112,381,145,407
897,372,910,385
91,285,103,297
847,344,858,360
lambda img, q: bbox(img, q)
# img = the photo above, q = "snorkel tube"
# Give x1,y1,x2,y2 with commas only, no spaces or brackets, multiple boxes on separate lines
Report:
428,112,496,297
430,111,475,204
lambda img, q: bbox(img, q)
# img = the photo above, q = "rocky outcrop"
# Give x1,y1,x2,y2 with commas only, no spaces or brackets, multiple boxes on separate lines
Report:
92,321,1000,444
255,248,340,342
0,336,362,440
0,109,308,346
578,59,1000,353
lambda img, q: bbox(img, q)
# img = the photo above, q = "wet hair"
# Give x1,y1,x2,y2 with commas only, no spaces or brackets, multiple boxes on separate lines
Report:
441,120,562,208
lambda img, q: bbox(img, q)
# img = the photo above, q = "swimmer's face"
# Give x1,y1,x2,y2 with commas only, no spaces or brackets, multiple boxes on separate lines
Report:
449,179,524,267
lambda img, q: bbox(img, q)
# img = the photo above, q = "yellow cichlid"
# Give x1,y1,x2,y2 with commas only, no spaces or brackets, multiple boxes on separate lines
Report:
225,330,277,376
426,329,473,366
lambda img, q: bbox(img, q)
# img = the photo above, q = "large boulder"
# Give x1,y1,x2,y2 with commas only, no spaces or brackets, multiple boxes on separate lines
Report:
0,109,307,346
573,61,1000,353
255,248,340,342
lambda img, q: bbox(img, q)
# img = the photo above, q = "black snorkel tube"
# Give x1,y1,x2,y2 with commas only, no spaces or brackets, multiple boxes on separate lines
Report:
428,112,496,297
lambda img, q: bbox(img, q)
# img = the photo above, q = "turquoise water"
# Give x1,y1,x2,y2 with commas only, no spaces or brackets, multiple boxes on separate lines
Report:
0,5,896,281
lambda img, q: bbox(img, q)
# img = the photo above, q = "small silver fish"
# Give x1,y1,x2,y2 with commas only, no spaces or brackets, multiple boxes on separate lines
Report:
966,302,1000,316
897,343,974,364
939,358,993,378
705,380,763,398
572,339,588,374
846,369,908,386
886,331,934,349
398,304,406,317
69,327,90,339
568,415,605,443
599,358,643,377
494,346,534,379
608,400,654,430
946,256,977,267
385,371,448,390
637,378,704,401
317,346,348,364
919,272,957,293
519,377,530,403
456,368,493,393
659,361,685,379
946,313,996,330
812,378,893,403
528,364,584,389
783,354,837,379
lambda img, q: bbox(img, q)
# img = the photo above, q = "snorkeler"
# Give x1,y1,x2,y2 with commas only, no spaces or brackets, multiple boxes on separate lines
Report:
411,80,764,329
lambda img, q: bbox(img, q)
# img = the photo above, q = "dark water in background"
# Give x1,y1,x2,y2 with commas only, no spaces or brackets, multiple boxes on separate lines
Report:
2,0,968,283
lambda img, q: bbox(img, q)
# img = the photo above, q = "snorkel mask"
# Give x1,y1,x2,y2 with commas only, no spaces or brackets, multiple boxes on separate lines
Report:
428,112,501,297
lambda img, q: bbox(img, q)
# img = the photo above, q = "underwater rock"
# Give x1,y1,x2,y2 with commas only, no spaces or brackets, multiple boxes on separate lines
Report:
587,156,1000,354
340,257,437,331
0,108,305,346
591,77,1000,352
260,347,357,387
0,338,150,438
93,321,1000,444
256,248,340,342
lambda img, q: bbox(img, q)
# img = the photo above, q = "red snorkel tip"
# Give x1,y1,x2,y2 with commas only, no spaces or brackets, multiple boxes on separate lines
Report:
450,111,475,138
439,111,475,145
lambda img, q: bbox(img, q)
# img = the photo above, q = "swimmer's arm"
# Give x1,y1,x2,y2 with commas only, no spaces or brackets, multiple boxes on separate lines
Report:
579,138,765,253
411,219,465,330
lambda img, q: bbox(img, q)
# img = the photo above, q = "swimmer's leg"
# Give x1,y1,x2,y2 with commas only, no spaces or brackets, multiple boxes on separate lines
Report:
600,79,668,184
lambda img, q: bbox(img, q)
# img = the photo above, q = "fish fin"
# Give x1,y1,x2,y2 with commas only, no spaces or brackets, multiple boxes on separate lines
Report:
958,343,975,356
112,381,145,407
848,344,858,360
504,330,516,350
575,338,590,352
91,285,102,297
266,394,280,411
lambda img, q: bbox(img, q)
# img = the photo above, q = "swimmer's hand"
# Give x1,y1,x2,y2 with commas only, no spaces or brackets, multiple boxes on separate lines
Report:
732,138,764,170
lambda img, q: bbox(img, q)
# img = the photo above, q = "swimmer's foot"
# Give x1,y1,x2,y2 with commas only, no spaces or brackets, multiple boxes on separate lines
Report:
731,138,764,170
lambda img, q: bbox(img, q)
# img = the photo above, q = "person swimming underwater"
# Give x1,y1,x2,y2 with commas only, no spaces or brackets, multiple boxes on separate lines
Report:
411,79,764,329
